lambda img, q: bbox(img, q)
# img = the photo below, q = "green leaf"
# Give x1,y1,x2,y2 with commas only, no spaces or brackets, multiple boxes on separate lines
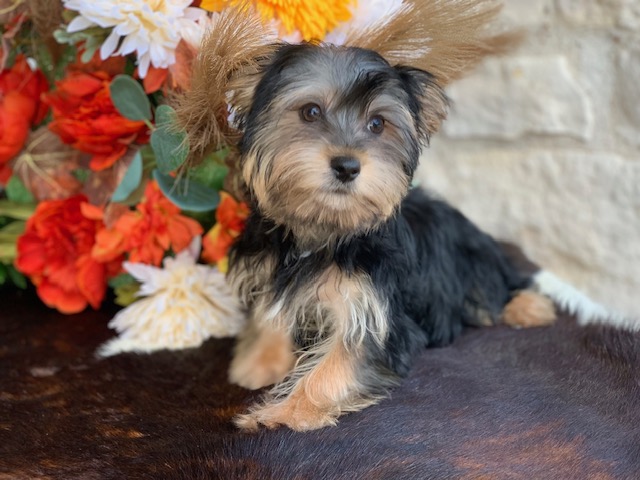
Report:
0,263,7,285
153,170,220,212
5,176,35,204
72,168,90,183
151,105,189,174
0,232,20,243
0,222,22,263
81,36,101,63
114,283,140,307
33,39,55,83
0,220,26,236
54,45,78,81
191,154,229,192
108,272,137,289
7,265,27,289
0,244,16,263
53,28,73,44
112,152,143,202
110,75,152,121
0,201,36,220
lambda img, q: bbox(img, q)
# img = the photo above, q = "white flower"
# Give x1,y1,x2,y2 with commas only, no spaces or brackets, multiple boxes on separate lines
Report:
179,9,216,50
64,0,209,77
324,0,406,46
98,237,246,357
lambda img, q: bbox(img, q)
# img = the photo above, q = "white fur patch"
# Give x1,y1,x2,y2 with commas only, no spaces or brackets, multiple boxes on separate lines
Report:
533,270,636,329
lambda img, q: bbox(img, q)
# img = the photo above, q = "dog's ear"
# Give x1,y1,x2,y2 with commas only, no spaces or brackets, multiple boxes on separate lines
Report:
227,52,275,129
395,65,449,143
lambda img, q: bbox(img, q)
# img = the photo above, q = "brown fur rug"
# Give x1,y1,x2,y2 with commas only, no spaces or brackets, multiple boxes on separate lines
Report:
1,247,639,479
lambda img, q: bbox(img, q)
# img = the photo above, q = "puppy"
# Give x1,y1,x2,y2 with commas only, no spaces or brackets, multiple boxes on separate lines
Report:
226,43,556,431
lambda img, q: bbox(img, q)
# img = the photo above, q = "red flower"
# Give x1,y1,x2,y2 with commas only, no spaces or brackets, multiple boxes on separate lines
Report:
0,54,49,124
15,196,122,314
0,55,49,181
43,71,149,171
0,96,29,183
92,181,204,266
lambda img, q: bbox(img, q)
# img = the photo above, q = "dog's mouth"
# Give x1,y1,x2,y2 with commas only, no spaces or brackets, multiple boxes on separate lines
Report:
327,180,357,195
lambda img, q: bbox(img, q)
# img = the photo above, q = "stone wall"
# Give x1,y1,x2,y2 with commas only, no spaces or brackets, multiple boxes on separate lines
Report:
416,0,640,319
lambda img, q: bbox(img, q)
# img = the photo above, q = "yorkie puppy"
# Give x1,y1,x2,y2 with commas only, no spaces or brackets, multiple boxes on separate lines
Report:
226,43,558,431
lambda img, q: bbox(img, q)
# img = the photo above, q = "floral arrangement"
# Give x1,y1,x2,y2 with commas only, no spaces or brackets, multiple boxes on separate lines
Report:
0,0,404,354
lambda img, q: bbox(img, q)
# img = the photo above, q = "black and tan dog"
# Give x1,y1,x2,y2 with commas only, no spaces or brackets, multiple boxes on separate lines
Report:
173,1,606,432
224,42,564,431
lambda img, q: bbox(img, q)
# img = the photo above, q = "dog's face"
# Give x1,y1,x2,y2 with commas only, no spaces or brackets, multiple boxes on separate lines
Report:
233,44,448,243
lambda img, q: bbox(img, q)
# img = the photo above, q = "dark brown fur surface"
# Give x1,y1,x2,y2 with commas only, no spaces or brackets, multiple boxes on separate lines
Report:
1,247,639,479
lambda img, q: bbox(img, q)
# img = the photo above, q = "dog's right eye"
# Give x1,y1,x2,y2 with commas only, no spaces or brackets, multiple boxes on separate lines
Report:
300,103,322,122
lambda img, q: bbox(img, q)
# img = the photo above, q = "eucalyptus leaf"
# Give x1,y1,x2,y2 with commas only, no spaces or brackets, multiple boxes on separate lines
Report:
191,155,229,191
153,170,220,212
110,75,152,121
151,105,189,174
6,176,35,204
81,36,101,63
112,152,143,202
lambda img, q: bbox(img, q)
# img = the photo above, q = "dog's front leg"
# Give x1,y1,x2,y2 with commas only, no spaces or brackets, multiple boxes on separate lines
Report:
235,266,386,431
229,316,295,390
234,331,371,431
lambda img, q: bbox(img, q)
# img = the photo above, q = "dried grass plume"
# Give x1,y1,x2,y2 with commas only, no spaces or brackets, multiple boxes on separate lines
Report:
26,0,63,39
172,7,279,165
346,0,520,85
173,0,517,169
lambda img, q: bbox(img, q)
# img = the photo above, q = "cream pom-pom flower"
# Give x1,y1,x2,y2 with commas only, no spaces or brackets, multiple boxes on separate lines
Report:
64,0,209,77
98,237,246,357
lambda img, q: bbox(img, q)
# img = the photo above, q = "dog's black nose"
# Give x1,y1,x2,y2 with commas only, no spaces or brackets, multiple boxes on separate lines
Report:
330,156,360,183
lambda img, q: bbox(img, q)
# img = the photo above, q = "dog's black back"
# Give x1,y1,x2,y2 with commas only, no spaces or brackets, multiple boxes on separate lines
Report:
232,188,530,379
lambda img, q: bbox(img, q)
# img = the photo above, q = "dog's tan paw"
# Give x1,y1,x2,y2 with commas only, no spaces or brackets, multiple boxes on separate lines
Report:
503,291,556,328
229,331,295,390
235,391,338,431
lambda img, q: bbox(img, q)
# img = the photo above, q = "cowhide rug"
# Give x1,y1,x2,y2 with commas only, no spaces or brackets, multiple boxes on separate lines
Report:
1,247,639,479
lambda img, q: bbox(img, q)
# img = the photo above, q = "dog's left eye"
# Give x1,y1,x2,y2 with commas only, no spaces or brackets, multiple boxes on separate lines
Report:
367,115,385,134
300,103,322,122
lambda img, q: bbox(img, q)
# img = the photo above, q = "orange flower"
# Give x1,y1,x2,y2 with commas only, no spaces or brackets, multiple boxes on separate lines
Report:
15,196,122,314
42,71,149,171
202,191,249,271
0,55,50,181
142,66,169,94
92,180,204,266
201,0,353,41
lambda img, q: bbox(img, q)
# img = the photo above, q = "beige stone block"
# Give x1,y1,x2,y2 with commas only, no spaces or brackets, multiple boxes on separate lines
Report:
501,0,554,27
618,0,640,29
556,0,619,26
617,47,640,125
416,144,640,320
442,56,594,141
